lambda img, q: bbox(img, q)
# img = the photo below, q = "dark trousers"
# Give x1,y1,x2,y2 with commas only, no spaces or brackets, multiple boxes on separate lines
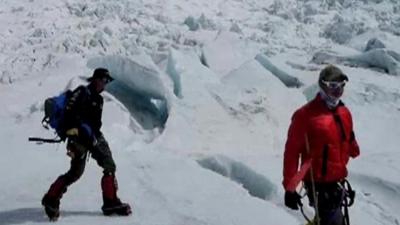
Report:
50,135,116,191
305,182,345,225
62,134,116,186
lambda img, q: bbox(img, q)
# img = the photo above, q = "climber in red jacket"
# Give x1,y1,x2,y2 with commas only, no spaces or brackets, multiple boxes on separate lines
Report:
283,65,360,225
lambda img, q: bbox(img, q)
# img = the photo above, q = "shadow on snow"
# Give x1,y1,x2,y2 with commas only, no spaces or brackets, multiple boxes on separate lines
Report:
0,207,101,225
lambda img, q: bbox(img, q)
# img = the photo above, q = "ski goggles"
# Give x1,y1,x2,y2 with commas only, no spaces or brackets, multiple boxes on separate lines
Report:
321,80,347,89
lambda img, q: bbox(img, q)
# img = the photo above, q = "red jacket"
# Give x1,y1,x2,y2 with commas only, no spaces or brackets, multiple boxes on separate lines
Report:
283,94,360,191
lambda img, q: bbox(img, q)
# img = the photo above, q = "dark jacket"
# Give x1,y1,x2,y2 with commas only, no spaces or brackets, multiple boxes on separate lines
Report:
64,84,103,140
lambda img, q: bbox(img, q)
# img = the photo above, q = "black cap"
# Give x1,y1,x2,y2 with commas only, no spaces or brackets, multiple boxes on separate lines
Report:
87,68,114,83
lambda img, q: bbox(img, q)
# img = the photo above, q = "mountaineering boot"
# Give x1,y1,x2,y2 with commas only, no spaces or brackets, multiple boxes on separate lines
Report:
42,176,67,221
41,194,60,221
102,198,132,216
101,173,132,216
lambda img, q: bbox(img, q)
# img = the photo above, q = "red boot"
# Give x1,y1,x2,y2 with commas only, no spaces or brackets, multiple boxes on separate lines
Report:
42,176,67,221
101,174,132,216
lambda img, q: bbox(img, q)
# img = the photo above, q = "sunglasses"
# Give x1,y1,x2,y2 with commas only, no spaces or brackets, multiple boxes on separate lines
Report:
321,80,347,89
100,77,112,84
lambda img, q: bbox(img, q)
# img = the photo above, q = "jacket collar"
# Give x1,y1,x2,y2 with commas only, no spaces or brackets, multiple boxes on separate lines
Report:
315,93,344,111
87,83,98,95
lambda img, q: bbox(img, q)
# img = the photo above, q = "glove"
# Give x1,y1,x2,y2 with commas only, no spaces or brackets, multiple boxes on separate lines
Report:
66,124,92,137
284,191,302,210
66,128,79,136
66,124,96,146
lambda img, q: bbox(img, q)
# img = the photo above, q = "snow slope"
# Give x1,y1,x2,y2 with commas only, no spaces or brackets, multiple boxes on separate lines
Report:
1,0,400,224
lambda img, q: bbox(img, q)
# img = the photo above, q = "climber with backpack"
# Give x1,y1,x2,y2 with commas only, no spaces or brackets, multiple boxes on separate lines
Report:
34,68,131,221
282,65,360,225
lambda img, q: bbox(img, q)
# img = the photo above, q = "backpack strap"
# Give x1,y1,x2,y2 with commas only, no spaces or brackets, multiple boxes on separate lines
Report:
41,116,50,130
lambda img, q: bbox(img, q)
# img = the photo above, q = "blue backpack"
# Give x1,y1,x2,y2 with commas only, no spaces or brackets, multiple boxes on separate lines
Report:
41,90,72,140
29,90,73,143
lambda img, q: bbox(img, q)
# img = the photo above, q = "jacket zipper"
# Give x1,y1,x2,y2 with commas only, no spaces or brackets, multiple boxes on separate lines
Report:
322,144,328,177
333,113,346,141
